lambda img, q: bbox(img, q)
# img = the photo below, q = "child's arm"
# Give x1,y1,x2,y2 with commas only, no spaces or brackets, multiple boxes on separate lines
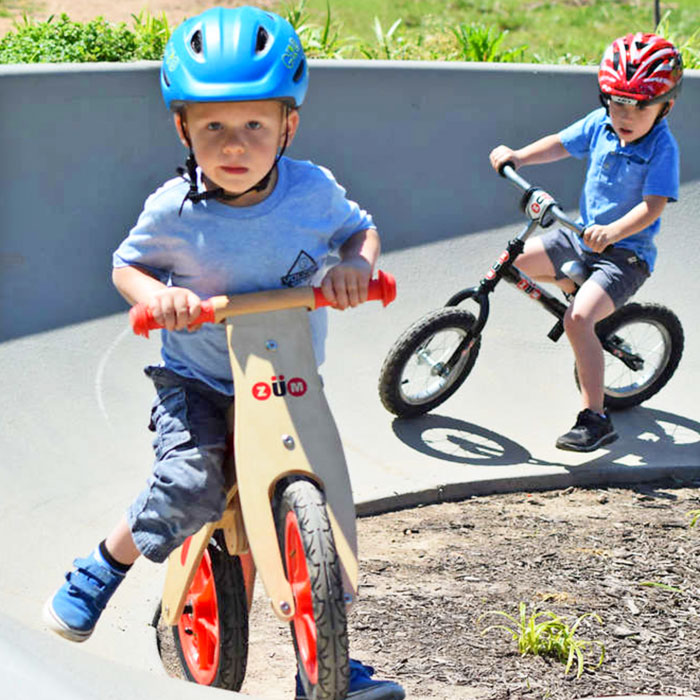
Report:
489,134,570,172
112,265,202,331
321,228,380,310
583,195,668,253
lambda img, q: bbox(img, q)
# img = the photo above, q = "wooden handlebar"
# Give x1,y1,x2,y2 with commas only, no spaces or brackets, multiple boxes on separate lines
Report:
130,270,396,337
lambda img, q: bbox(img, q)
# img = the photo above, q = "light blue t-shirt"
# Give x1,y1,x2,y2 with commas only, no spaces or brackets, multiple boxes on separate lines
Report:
558,107,679,271
113,156,375,395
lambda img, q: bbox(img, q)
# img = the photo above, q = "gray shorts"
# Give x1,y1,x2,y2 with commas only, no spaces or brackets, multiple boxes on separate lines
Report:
127,366,233,563
540,227,650,308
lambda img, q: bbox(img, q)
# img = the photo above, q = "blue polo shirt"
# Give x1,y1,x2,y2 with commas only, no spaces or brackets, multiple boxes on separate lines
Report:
558,107,679,271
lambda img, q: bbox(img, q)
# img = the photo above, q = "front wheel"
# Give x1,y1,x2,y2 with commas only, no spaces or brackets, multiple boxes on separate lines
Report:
172,531,249,690
274,478,349,700
575,302,684,410
378,307,481,418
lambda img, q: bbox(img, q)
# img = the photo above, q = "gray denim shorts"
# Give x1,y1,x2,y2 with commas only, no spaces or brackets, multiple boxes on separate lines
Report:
127,367,234,563
540,227,650,308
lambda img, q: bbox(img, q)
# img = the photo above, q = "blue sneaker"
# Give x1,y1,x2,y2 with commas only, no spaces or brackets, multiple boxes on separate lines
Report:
42,551,126,642
295,658,405,700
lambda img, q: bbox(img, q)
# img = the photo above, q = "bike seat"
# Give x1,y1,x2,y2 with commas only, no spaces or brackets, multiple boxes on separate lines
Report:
560,260,588,287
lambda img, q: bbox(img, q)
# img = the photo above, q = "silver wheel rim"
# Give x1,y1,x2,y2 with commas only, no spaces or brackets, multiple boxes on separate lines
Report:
604,318,672,399
399,326,471,406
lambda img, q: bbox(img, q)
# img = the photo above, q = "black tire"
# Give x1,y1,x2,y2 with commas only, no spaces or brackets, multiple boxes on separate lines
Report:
378,307,481,418
172,531,249,691
574,302,684,411
274,478,349,700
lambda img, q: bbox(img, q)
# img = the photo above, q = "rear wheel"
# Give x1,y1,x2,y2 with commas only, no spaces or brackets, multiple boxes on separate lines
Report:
274,478,349,700
574,302,684,410
378,307,481,417
172,531,249,690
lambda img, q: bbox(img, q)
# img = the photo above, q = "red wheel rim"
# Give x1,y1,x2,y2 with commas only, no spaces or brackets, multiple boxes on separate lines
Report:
285,510,318,685
177,548,220,686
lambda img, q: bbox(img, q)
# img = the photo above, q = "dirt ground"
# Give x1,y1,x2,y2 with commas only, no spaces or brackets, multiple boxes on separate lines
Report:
157,479,700,699
0,0,273,35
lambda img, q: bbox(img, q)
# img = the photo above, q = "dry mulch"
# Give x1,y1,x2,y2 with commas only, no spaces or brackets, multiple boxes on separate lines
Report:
158,479,700,699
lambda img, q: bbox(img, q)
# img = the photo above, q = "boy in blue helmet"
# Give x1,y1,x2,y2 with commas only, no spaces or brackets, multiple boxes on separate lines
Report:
43,6,404,699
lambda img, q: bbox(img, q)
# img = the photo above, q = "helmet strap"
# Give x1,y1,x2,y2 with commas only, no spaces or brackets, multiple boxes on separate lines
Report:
176,104,292,215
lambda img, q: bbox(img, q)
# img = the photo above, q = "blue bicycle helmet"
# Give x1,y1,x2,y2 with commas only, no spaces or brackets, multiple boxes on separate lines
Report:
161,6,308,110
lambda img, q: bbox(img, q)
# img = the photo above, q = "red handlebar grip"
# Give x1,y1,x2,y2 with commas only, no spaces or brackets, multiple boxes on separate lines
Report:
130,300,215,337
312,270,397,309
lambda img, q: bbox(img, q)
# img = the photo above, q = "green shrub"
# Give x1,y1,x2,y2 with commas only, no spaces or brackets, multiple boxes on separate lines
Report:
0,12,170,63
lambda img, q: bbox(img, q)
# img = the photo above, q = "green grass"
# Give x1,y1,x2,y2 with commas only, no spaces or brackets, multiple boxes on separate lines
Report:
478,602,605,678
1,1,698,64
275,0,700,64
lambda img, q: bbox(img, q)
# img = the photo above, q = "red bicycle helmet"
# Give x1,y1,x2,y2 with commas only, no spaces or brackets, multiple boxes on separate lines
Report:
598,32,683,105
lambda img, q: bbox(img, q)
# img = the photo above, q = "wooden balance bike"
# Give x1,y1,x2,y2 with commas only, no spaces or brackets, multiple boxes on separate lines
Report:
130,271,396,699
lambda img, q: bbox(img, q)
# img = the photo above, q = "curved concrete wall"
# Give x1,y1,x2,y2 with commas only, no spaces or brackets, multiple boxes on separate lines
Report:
1,61,697,340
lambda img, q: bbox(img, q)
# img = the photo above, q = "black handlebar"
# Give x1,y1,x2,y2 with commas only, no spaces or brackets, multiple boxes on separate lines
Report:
498,162,584,237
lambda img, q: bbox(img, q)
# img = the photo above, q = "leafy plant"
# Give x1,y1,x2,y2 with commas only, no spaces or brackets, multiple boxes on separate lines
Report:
452,22,527,63
130,10,170,62
688,509,700,527
360,17,404,60
0,12,170,63
638,581,684,593
478,602,605,678
283,0,353,58
656,10,700,68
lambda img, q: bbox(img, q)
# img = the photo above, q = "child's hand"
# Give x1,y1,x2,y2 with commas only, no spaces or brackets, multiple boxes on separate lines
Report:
321,258,373,310
582,224,616,254
148,287,202,331
489,145,521,172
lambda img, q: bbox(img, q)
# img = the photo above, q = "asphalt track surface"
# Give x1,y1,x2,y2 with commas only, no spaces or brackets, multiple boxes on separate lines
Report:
1,180,698,699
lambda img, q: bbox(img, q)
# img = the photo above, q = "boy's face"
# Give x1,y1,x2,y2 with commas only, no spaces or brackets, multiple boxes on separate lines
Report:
607,98,671,145
175,100,299,203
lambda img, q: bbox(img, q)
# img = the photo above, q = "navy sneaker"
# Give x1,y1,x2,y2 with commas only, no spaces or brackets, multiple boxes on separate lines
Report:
295,658,405,700
42,551,126,642
556,409,618,452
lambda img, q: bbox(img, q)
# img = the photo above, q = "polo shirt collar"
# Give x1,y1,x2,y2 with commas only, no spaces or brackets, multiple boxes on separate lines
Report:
603,113,665,160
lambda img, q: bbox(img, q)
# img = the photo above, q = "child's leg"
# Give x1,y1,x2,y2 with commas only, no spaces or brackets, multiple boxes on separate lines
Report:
515,236,577,294
104,515,142,566
44,368,232,641
563,279,616,414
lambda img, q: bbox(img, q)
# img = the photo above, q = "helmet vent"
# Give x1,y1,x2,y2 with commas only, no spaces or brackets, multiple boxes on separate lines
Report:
293,58,306,84
256,26,269,53
190,30,203,54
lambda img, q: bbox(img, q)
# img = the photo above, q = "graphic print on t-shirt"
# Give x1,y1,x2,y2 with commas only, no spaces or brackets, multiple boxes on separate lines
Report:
281,250,319,287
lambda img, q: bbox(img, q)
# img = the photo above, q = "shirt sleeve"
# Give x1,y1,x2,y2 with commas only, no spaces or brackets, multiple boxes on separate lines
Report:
317,166,375,252
644,130,680,202
558,108,605,160
112,189,179,283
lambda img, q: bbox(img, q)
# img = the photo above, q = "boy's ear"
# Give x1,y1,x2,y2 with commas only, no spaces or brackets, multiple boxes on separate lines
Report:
283,109,300,147
173,113,190,148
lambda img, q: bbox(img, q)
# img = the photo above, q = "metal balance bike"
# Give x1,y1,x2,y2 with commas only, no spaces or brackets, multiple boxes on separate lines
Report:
378,164,683,418
130,270,396,698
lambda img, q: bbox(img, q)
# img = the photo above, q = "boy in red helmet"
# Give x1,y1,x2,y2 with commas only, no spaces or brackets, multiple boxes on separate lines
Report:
490,33,682,452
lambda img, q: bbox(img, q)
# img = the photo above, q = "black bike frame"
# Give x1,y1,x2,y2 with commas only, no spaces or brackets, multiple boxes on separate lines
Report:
438,172,644,374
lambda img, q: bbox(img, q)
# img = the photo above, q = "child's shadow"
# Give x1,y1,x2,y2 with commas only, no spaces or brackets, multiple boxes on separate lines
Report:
390,407,700,472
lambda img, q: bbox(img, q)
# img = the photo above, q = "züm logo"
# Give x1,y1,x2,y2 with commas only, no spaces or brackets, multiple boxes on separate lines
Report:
252,375,308,400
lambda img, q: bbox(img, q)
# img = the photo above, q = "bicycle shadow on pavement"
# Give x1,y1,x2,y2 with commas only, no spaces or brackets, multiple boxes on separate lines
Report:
390,413,534,467
390,407,700,473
